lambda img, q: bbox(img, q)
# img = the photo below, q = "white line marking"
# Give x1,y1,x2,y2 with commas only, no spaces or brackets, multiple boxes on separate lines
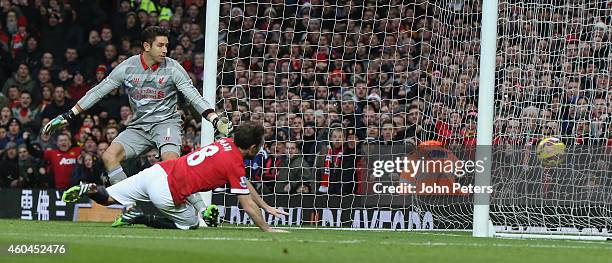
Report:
2,232,362,244
379,241,612,250
3,232,270,242
408,232,466,237
3,232,609,249
224,226,471,233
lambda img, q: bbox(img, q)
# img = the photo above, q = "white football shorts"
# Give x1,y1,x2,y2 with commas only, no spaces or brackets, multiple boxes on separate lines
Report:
107,164,199,230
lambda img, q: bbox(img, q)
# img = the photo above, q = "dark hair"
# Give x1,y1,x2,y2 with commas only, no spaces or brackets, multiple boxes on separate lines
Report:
233,121,264,149
141,26,169,46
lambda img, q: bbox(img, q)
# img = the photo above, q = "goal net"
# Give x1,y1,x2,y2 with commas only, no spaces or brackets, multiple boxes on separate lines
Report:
210,0,612,235
490,0,611,237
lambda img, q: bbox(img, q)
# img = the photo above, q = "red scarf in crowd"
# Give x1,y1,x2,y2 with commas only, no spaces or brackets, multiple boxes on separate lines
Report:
319,145,342,193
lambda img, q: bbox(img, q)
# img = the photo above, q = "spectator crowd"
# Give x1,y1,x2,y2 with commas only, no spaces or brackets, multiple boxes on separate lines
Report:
0,0,610,195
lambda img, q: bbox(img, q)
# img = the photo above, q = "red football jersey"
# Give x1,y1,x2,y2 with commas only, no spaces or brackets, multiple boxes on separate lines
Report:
43,147,81,189
161,138,249,205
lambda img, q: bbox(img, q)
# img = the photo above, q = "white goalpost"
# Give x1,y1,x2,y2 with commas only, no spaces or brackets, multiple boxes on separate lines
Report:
198,0,221,211
472,0,497,238
477,0,610,231
202,0,612,239
486,0,612,240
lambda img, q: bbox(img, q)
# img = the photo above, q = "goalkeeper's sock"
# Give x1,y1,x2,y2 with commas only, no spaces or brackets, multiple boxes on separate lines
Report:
186,193,208,227
186,193,206,214
135,214,179,229
88,185,110,204
107,166,127,185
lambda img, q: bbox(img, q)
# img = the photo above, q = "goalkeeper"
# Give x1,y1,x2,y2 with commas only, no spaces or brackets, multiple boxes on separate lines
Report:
62,122,288,232
42,26,231,226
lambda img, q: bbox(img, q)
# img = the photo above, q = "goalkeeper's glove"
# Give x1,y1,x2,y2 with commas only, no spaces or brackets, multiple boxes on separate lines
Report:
42,110,77,135
211,116,233,137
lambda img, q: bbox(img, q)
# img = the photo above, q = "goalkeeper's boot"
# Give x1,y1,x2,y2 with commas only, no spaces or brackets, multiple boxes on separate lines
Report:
202,204,219,227
62,183,94,203
112,205,144,227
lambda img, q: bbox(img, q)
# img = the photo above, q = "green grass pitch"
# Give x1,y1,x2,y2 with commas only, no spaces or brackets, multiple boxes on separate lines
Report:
0,219,609,263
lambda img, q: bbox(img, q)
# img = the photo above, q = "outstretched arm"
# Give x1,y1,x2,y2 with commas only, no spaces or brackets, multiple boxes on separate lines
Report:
236,194,287,232
246,180,268,209
172,60,216,118
246,180,289,218
42,62,126,135
172,60,233,136
236,194,270,232
75,61,127,114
